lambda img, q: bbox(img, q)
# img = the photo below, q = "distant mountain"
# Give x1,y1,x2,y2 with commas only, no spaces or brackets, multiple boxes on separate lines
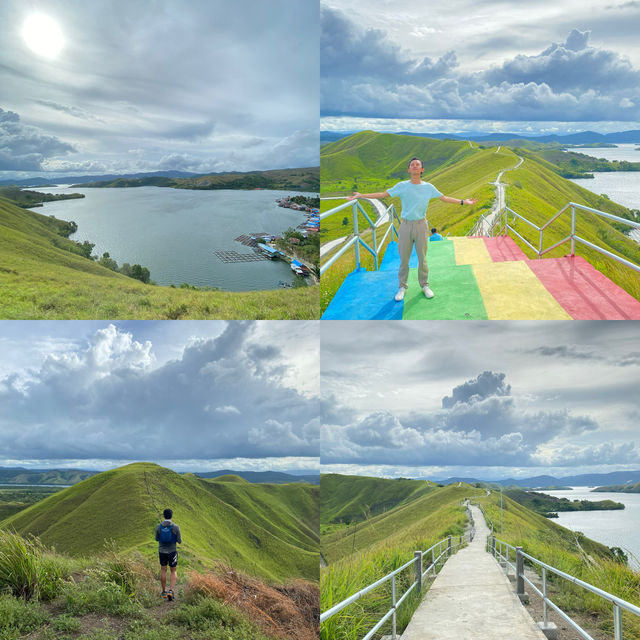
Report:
195,470,320,485
1,462,318,583
0,170,198,187
0,467,97,485
434,470,640,488
320,129,640,145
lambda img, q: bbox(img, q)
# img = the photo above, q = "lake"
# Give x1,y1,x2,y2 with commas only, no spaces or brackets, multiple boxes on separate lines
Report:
542,486,640,569
33,187,312,291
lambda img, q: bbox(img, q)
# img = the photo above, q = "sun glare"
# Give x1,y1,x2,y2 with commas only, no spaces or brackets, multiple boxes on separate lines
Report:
22,13,64,58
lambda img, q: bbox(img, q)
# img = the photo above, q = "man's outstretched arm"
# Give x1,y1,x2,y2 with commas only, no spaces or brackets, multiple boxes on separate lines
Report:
439,195,478,205
347,191,390,201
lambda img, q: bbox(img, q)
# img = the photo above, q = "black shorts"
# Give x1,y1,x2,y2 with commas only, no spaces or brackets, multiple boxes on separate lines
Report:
159,551,178,567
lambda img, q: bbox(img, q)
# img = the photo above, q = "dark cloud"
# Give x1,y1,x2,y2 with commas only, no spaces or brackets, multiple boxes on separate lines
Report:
321,10,640,121
0,107,75,170
442,371,510,408
35,101,103,122
0,324,318,461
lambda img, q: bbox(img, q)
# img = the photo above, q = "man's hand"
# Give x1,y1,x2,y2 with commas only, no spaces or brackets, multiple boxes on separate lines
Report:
464,198,478,206
347,192,362,201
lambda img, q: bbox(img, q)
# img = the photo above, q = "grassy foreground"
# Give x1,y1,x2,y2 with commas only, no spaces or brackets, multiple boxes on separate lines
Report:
0,196,319,319
0,530,318,640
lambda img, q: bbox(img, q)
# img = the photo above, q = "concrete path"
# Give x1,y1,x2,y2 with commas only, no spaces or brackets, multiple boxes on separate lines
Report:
401,505,546,640
480,155,524,235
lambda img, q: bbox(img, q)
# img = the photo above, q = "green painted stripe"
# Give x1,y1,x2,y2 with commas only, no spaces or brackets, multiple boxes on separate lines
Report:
402,263,488,320
427,238,457,268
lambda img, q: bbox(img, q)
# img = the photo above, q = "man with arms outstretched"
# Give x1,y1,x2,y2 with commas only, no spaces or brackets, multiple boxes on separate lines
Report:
349,157,477,301
155,508,182,601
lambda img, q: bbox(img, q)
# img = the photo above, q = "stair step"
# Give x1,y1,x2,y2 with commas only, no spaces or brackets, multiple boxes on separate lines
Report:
526,256,640,320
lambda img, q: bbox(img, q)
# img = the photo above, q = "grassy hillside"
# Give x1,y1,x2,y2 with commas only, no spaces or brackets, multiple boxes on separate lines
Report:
0,468,96,485
320,474,436,529
0,196,319,319
1,463,318,584
320,477,475,640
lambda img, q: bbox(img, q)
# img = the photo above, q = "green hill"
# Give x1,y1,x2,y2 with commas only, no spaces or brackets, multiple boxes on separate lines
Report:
503,488,624,517
0,195,318,319
320,473,436,527
1,463,319,584
0,468,97,485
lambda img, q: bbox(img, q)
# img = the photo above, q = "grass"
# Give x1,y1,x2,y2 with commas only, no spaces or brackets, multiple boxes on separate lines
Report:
320,478,473,640
0,196,319,319
0,537,319,640
1,462,319,585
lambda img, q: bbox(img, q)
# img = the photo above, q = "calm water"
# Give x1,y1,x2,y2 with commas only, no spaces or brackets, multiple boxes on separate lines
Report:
568,144,640,242
34,187,312,290
542,486,640,569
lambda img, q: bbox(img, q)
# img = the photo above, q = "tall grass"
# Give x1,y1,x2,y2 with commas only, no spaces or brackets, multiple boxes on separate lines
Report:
0,530,65,601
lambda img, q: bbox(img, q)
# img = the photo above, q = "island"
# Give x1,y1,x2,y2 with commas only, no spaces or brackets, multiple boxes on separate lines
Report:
504,488,625,518
592,482,640,493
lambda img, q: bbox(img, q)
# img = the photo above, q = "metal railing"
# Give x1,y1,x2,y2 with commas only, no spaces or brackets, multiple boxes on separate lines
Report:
321,532,471,640
489,536,640,640
320,199,401,276
490,201,640,274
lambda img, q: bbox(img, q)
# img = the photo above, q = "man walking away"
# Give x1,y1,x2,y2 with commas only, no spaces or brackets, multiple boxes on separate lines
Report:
430,228,443,241
155,508,182,601
349,157,476,301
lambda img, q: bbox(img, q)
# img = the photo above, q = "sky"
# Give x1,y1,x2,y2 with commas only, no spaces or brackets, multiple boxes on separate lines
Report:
321,0,640,135
321,321,640,480
0,0,319,180
0,321,319,473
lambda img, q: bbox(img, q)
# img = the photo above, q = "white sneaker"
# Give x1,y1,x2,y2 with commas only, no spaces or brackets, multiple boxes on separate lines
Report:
394,288,406,302
422,286,434,299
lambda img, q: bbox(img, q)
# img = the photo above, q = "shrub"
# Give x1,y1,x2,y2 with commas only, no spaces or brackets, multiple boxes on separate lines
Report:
0,594,50,638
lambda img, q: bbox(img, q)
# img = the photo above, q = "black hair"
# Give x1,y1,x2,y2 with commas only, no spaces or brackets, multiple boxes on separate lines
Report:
431,228,437,234
163,508,173,520
408,156,423,169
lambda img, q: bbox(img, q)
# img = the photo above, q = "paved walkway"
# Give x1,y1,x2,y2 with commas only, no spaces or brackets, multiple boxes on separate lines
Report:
401,505,546,640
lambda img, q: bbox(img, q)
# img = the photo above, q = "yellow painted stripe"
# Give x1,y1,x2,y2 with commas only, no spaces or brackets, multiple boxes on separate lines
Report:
472,261,571,320
452,237,493,265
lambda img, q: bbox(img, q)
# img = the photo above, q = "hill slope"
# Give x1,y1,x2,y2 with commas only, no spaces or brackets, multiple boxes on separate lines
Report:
1,463,319,583
0,196,318,319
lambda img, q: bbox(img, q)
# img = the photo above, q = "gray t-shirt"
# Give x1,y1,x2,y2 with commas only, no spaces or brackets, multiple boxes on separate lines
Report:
155,519,182,553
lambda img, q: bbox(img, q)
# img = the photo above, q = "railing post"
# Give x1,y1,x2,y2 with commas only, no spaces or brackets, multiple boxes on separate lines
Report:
570,206,576,256
543,567,547,626
516,546,529,603
352,201,361,269
614,602,622,640
448,535,452,557
538,227,543,258
505,545,509,577
431,547,436,576
392,574,397,640
414,551,422,592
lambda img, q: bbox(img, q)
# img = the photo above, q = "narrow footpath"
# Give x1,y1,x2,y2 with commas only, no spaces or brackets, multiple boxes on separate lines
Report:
400,505,546,640
480,155,524,235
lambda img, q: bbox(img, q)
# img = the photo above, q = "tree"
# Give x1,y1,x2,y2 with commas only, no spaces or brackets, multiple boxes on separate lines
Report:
130,264,151,283
98,252,118,271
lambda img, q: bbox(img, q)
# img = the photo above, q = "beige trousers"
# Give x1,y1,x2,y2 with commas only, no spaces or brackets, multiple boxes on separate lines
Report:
398,218,428,289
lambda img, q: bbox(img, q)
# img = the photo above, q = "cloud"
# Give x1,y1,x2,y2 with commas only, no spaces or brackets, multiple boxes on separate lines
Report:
0,107,75,170
321,12,640,121
35,101,103,122
322,371,600,467
0,323,319,462
442,371,511,408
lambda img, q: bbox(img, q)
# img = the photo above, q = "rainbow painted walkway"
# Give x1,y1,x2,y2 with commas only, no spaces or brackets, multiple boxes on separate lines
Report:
321,236,640,320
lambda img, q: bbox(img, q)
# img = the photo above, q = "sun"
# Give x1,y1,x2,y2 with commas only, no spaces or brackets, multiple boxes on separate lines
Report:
22,13,64,58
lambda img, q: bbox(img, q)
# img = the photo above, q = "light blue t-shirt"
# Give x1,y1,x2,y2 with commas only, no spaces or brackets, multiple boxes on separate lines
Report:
430,233,443,241
387,180,443,221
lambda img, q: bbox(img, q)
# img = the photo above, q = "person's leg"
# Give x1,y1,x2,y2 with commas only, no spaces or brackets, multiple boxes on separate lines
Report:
170,566,177,592
160,565,167,591
414,219,429,287
397,220,413,289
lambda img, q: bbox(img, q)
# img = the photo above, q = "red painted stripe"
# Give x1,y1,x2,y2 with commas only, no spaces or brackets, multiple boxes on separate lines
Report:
526,256,640,320
482,236,528,262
